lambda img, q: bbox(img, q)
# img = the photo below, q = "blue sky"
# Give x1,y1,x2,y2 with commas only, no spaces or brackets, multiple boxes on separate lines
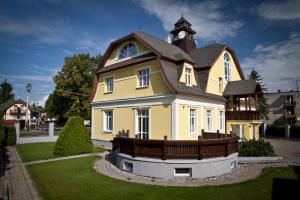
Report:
1,0,300,106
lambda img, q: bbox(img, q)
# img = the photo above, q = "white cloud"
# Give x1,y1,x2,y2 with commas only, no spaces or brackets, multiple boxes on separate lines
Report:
256,0,300,21
0,14,105,54
0,74,52,82
134,0,243,40
37,94,49,107
241,32,300,92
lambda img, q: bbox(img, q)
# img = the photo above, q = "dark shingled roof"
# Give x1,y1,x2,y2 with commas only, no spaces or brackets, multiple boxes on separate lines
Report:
159,59,226,101
97,52,156,73
0,99,32,111
134,31,193,62
223,80,261,96
189,44,226,68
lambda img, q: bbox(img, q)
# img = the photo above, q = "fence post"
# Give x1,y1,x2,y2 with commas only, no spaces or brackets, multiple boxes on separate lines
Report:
15,121,20,144
133,139,137,157
198,135,203,160
217,130,220,138
201,129,205,139
162,135,167,160
49,122,54,138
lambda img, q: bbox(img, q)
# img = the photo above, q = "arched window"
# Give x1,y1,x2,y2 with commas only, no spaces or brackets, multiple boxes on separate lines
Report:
118,43,138,59
224,52,231,81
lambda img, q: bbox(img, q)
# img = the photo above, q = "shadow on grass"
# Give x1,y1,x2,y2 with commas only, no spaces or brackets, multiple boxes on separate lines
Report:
272,166,300,200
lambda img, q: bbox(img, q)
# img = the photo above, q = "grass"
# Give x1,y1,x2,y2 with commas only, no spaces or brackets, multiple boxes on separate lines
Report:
26,156,300,200
16,142,106,162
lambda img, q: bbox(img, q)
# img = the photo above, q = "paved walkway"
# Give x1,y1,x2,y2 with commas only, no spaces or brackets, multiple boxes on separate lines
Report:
5,146,40,200
24,152,102,165
94,152,288,187
265,138,300,164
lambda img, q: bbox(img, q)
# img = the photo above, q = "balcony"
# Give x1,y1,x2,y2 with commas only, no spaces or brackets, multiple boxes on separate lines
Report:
10,110,26,115
225,111,260,121
284,101,296,108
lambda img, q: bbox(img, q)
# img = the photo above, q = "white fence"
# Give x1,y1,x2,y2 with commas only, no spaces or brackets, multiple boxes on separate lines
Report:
15,122,59,144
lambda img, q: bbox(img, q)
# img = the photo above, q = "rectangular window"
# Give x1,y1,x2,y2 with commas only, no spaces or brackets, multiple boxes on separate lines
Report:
185,68,191,86
219,111,224,131
138,68,150,87
206,110,212,132
174,168,192,177
189,109,196,135
123,161,133,172
136,109,149,139
219,77,223,92
104,110,113,132
105,77,114,93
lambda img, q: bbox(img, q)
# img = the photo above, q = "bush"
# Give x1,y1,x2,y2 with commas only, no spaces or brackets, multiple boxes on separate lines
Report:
53,116,93,156
266,125,285,137
0,126,16,146
290,125,300,138
239,139,276,157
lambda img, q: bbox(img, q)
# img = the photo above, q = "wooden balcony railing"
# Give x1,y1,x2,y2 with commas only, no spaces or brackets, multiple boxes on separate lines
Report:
112,134,238,160
225,111,260,121
9,110,26,115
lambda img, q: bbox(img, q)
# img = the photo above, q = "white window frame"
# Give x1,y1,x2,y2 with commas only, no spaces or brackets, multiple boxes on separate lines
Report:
219,110,225,132
103,110,113,133
185,67,191,86
118,42,138,60
105,76,114,93
174,168,192,177
189,108,197,135
224,52,231,81
206,110,212,132
135,108,150,139
137,67,150,88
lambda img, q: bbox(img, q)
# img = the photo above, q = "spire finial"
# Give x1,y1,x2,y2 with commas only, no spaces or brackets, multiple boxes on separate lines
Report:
181,13,183,18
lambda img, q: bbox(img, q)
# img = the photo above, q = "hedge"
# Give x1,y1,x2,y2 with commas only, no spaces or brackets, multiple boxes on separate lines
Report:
53,116,93,156
0,126,16,146
239,139,276,157
265,125,285,137
290,125,300,138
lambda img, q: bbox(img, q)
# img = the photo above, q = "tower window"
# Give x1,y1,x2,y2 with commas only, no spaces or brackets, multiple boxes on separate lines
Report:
185,67,191,86
224,53,231,81
119,43,138,59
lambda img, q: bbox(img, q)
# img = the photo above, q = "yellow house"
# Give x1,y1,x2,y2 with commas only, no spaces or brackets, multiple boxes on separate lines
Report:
90,16,262,144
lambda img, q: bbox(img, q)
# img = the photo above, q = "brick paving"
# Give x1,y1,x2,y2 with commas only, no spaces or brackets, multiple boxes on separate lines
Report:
4,146,40,200
94,152,289,187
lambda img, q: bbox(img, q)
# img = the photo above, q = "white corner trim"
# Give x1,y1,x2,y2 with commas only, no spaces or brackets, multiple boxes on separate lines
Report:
171,99,178,140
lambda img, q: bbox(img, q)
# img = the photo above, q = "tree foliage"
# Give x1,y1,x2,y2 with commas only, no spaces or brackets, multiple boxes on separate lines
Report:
248,69,270,119
45,54,101,120
0,79,14,104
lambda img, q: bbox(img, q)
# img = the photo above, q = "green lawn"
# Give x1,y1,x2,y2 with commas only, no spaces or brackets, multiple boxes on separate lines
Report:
26,156,299,200
16,142,106,162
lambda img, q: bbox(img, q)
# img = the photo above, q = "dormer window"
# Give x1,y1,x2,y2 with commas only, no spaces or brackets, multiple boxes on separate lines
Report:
224,52,231,81
119,43,138,59
185,67,191,86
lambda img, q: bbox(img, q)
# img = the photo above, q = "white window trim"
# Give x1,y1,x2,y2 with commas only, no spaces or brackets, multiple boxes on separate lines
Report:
185,67,192,86
136,66,151,88
206,109,213,132
174,168,192,177
134,108,151,139
224,52,231,81
219,110,225,133
102,109,114,133
104,76,114,93
189,108,197,135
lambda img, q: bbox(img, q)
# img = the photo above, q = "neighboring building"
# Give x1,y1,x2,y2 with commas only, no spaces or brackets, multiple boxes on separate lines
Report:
90,17,262,143
0,99,32,127
265,90,300,125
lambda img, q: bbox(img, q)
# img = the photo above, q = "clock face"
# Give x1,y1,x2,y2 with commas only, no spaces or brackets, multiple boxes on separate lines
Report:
178,31,186,39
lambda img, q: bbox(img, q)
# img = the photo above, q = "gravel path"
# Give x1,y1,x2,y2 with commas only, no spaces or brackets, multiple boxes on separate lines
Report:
94,152,289,187
5,147,40,200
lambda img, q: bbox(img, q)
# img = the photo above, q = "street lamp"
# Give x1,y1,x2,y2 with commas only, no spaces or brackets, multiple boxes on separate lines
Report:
25,83,32,130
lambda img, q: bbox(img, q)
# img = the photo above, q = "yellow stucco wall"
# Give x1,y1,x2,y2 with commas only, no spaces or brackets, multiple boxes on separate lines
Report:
226,121,260,140
206,50,243,95
177,104,225,140
91,104,172,141
178,63,197,86
93,60,171,102
105,39,149,66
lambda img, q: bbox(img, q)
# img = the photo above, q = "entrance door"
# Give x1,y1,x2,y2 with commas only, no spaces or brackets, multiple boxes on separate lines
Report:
232,125,240,137
136,109,149,139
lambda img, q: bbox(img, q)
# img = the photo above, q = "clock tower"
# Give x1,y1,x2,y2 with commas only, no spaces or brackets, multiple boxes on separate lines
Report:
170,15,196,53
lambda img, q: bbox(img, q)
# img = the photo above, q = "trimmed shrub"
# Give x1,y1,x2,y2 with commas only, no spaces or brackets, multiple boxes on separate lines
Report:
266,125,285,137
0,126,4,146
239,139,276,157
290,125,300,138
0,126,16,146
53,116,93,156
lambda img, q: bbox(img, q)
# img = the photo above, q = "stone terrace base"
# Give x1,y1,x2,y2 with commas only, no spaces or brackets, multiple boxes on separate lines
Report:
113,152,238,179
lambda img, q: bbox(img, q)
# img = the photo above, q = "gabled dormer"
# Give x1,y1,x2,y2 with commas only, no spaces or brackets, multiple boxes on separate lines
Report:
178,63,197,87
